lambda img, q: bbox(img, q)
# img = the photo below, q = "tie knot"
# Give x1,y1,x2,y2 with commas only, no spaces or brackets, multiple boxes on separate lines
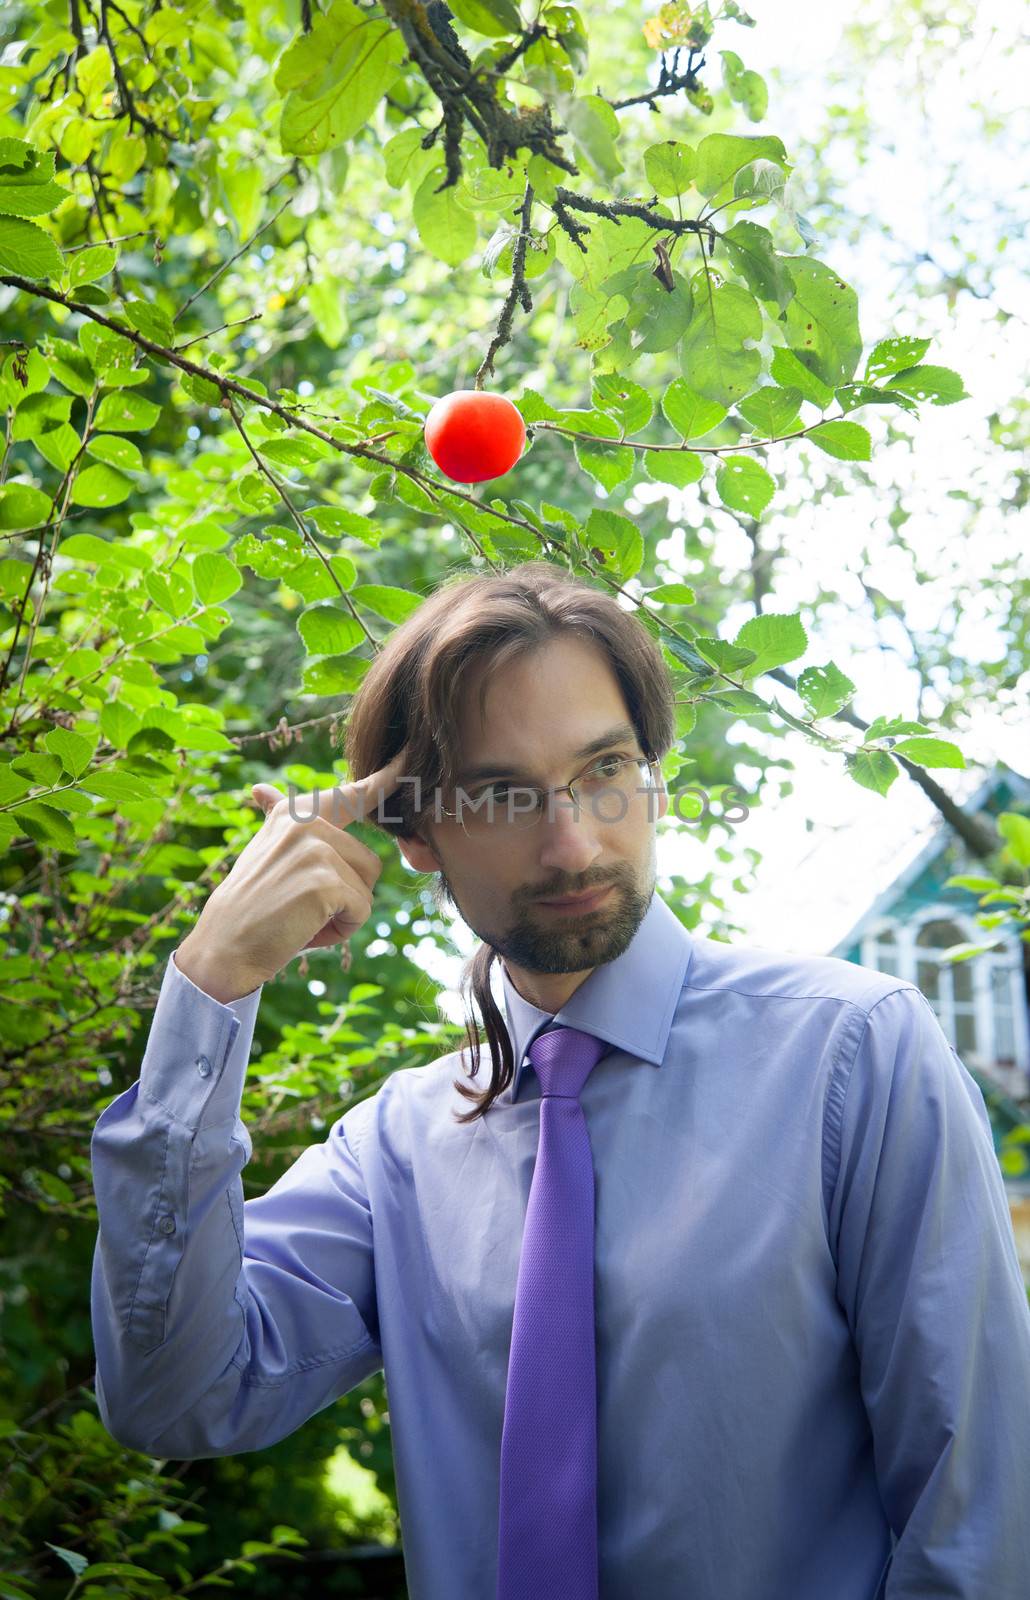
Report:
526,1025,608,1099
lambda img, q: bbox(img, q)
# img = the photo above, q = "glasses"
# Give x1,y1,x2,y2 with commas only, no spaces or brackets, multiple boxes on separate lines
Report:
435,753,661,837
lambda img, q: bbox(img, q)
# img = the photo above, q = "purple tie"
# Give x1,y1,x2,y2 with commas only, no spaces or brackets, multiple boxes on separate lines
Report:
496,1024,609,1600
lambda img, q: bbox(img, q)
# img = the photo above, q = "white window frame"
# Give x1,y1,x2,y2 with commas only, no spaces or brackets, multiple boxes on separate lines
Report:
860,904,1029,1075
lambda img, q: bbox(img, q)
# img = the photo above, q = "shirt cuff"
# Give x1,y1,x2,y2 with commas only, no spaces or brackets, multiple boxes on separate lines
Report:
136,948,264,1132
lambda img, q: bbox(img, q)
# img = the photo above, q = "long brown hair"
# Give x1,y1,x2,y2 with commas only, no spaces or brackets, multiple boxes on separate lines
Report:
341,560,676,1121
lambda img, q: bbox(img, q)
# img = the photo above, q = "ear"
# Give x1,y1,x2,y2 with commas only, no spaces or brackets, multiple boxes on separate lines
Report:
655,772,669,823
396,831,441,875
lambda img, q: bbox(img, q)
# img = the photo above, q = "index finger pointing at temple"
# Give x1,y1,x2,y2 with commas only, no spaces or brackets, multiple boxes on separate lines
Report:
324,744,415,831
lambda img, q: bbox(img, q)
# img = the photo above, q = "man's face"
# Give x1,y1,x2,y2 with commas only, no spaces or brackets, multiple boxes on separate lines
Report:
396,634,668,997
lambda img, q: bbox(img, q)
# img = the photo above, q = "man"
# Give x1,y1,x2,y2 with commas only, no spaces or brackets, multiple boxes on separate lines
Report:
91,562,1030,1599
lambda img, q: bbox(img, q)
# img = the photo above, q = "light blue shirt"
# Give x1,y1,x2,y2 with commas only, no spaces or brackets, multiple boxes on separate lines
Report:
90,889,1030,1599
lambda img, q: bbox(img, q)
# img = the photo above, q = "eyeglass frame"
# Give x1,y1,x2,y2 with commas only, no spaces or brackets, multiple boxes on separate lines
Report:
431,750,663,835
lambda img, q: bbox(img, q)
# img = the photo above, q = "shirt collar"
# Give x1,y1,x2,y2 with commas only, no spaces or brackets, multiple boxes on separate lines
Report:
498,889,694,1102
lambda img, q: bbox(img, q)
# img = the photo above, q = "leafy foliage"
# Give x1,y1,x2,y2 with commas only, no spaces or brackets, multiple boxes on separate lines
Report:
0,0,1025,1594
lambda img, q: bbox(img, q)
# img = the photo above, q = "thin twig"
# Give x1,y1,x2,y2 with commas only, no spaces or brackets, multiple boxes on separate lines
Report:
173,193,296,325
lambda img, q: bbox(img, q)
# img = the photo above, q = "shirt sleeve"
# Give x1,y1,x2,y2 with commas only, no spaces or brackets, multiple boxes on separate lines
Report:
826,983,1030,1597
90,947,383,1460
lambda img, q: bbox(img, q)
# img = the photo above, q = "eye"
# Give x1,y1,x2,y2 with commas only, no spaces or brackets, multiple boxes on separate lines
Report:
589,753,629,779
470,780,513,803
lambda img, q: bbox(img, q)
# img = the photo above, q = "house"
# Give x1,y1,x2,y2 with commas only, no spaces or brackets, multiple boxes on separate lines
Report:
829,761,1030,1101
828,762,1030,1280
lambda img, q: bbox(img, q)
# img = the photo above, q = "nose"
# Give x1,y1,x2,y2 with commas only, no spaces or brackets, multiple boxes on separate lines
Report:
534,788,603,875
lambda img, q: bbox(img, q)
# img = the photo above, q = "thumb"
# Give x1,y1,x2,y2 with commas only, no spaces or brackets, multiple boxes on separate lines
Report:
250,783,284,815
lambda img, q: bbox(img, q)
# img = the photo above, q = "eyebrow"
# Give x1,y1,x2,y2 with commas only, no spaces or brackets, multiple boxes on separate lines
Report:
457,723,641,785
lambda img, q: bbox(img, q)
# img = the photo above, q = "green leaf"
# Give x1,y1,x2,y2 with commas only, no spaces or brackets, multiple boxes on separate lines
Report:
514,388,562,424
662,379,727,439
382,127,441,193
733,157,787,204
864,335,931,382
13,800,77,851
86,433,144,472
720,51,768,121
864,715,946,741
796,662,856,718
807,420,871,461
79,319,133,372
119,299,175,347
736,385,803,437
769,346,834,409
643,449,703,488
70,462,133,507
277,0,406,155
885,365,969,406
721,220,793,312
944,875,1001,894
74,43,113,101
446,0,522,35
306,505,382,547
0,139,55,182
998,812,1030,868
35,422,80,472
8,384,67,433
0,483,52,528
569,412,635,490
694,134,789,198
0,178,70,217
94,391,162,432
834,383,918,416
43,727,93,779
181,371,223,406
846,750,899,796
681,276,762,407
643,140,697,197
298,604,366,655
279,550,356,601
308,276,348,348
259,435,334,467
660,628,717,679
565,95,624,181
107,132,146,180
192,552,242,605
603,266,693,354
645,583,697,605
890,736,965,769
302,654,371,694
592,374,653,433
68,244,117,286
782,258,862,387
715,455,775,516
42,336,94,397
412,170,478,266
60,533,118,563
47,1543,89,1580
584,508,643,583
694,636,758,674
0,215,63,278
733,611,807,676
349,583,425,622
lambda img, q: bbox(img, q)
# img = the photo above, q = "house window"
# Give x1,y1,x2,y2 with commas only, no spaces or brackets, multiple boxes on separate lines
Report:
915,919,978,1056
869,926,902,977
991,961,1017,1067
860,908,1029,1082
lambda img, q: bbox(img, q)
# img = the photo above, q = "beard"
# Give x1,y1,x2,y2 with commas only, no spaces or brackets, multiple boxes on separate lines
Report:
429,846,657,976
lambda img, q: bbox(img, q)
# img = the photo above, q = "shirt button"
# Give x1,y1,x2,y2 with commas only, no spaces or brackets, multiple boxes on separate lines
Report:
195,1053,211,1077
158,1215,176,1235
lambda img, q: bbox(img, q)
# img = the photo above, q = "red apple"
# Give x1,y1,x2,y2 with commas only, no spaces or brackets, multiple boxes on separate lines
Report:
423,389,526,484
